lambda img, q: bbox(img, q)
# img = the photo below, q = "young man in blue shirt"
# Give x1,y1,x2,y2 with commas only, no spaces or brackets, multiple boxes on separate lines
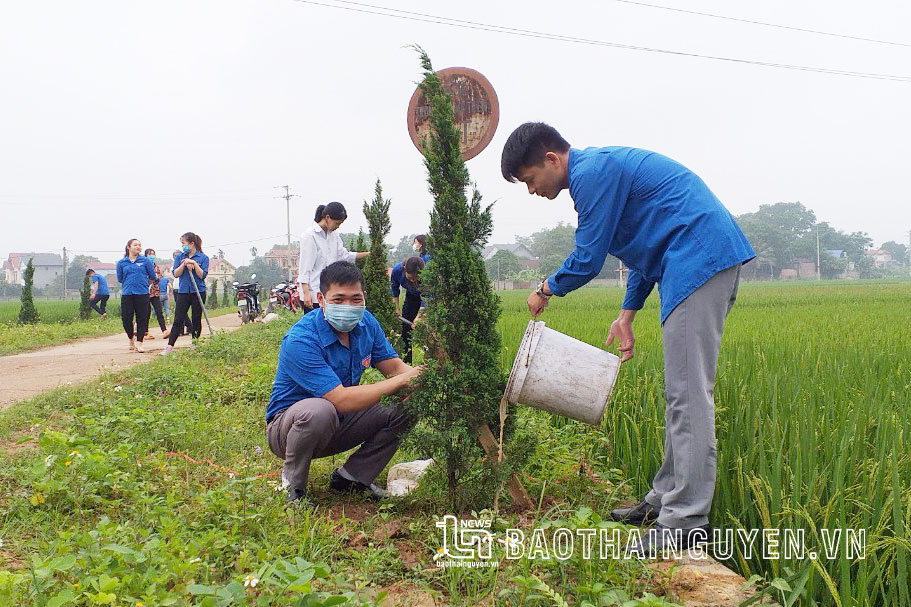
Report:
266,261,423,503
501,123,754,554
390,255,425,364
86,269,110,316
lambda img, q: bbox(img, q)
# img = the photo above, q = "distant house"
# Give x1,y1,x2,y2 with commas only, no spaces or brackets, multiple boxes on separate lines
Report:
866,247,896,270
3,252,64,288
482,243,539,269
88,262,117,278
3,253,24,285
265,244,299,274
207,258,237,291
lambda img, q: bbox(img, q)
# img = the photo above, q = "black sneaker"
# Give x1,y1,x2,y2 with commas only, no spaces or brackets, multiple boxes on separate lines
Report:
329,468,387,501
610,500,660,525
287,486,308,505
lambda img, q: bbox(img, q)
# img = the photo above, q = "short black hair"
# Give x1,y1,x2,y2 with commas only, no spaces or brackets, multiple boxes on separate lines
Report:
500,122,571,182
319,261,364,294
85,269,95,276
314,201,348,223
403,256,425,275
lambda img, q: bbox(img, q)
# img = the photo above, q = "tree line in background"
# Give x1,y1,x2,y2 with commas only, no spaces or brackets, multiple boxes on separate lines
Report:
5,203,906,302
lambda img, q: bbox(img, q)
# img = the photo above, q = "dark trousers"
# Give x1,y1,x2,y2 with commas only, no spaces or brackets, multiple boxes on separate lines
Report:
168,292,206,345
90,294,109,315
149,296,166,331
121,294,151,341
401,295,421,364
266,398,415,490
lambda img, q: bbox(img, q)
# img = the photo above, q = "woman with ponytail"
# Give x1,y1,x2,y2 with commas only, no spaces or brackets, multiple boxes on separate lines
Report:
160,232,209,355
297,202,369,312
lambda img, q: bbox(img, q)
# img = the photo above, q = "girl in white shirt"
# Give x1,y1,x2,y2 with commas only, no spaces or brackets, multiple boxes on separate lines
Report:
298,202,369,310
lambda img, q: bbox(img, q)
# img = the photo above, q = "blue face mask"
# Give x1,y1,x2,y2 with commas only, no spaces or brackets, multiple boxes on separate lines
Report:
181,245,190,254
323,303,365,332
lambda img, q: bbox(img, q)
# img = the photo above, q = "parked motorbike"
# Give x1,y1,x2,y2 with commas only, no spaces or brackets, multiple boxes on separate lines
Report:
233,274,262,324
267,282,302,314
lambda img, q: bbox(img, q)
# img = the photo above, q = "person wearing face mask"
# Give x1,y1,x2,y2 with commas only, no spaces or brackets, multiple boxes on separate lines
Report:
266,261,424,504
116,238,157,353
390,255,425,364
143,248,167,339
412,234,430,263
297,202,369,313
160,232,209,355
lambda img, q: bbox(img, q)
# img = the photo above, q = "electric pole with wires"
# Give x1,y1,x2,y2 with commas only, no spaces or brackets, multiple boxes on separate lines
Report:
275,186,300,283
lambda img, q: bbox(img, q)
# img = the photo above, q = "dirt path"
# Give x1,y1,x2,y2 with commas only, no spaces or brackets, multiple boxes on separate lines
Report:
0,313,244,409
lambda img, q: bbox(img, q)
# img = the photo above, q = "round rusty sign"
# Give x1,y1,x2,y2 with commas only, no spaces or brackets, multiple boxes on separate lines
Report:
407,66,500,161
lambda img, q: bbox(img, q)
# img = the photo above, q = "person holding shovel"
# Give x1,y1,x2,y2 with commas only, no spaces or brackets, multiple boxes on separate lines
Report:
266,261,422,504
160,232,209,356
390,255,425,364
297,202,369,314
501,122,755,554
86,268,109,316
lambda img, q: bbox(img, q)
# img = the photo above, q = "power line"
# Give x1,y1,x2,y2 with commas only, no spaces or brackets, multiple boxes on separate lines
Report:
612,0,911,48
290,0,911,82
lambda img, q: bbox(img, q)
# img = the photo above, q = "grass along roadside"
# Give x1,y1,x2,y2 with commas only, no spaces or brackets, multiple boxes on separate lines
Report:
0,313,680,607
0,300,238,356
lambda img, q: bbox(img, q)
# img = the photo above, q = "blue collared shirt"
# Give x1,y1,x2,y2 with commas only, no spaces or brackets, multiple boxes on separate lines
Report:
266,307,400,422
548,147,755,324
158,276,170,295
116,256,156,296
92,274,110,296
390,262,424,305
173,251,209,293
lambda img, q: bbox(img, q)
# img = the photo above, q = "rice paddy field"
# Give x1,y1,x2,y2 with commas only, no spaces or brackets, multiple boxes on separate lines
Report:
0,280,907,606
498,280,911,607
0,299,123,324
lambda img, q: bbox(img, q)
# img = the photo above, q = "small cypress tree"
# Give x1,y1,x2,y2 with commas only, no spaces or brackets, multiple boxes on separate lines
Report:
79,273,92,320
208,280,219,309
18,258,40,324
222,280,229,307
354,228,368,270
400,49,528,510
362,180,400,347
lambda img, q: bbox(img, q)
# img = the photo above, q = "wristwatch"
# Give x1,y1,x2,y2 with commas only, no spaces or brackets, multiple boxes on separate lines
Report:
535,279,551,300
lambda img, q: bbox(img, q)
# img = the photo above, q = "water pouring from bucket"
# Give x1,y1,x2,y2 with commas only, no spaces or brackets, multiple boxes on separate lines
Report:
505,320,621,426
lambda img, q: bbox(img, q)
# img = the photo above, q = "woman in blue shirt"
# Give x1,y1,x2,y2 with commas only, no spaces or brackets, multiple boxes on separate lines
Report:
412,234,430,264
161,232,209,355
116,238,157,352
390,255,425,364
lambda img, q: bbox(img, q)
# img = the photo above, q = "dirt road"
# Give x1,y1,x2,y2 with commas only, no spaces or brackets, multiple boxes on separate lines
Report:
0,313,244,409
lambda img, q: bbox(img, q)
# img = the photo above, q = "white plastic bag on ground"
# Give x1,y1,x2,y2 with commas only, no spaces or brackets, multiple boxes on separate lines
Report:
386,458,434,496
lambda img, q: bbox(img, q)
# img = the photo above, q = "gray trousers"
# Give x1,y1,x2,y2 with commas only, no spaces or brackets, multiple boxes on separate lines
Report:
644,264,741,529
266,398,414,491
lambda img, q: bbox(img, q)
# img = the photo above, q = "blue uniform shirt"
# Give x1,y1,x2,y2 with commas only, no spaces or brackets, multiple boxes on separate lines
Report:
91,273,110,296
158,276,170,295
548,147,755,323
266,308,399,422
173,251,209,293
419,252,431,264
390,263,424,306
116,256,156,296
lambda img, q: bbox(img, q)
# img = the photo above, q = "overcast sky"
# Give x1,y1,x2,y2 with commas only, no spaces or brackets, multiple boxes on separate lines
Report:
1,0,908,267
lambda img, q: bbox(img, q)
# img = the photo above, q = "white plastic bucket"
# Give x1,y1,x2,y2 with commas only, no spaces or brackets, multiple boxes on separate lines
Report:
505,320,621,426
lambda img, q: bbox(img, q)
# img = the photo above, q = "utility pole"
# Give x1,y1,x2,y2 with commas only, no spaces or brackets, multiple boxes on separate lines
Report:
62,246,68,300
275,186,300,283
816,223,822,281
